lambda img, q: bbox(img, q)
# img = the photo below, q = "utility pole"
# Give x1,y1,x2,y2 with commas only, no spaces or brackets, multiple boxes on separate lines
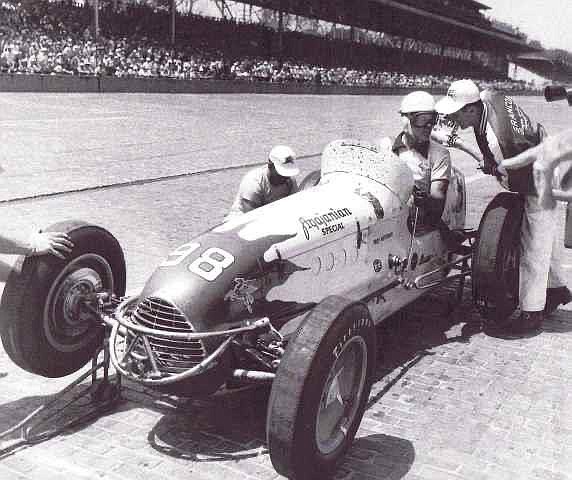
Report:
170,0,176,45
278,0,284,63
94,0,99,40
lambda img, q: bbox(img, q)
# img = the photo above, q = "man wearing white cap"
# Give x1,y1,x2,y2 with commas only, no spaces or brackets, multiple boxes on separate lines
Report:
436,79,571,332
226,145,299,218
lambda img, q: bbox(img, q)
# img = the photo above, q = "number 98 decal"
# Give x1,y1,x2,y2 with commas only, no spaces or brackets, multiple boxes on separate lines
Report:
160,242,235,281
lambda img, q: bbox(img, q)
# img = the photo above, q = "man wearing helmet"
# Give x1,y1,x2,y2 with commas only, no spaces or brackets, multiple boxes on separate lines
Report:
392,91,453,231
226,145,299,219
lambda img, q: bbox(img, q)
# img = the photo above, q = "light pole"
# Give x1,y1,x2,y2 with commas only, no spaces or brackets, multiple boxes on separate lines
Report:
93,0,99,41
170,0,176,45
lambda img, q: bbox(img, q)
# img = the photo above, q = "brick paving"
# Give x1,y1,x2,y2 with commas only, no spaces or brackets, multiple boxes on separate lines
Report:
0,278,571,480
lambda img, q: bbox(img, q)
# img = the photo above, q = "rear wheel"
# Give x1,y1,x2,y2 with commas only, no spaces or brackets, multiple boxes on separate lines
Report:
267,296,376,480
472,192,524,327
0,221,126,377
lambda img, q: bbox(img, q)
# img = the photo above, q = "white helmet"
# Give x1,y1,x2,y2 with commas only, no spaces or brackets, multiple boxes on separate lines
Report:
399,91,435,114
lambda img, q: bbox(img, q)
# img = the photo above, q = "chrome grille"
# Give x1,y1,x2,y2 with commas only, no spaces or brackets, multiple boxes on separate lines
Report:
132,297,206,373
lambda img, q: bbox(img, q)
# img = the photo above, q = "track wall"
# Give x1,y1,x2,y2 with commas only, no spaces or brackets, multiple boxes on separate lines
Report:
0,74,541,96
0,73,445,95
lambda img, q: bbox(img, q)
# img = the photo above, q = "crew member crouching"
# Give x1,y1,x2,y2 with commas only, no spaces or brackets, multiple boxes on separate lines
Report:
226,145,299,220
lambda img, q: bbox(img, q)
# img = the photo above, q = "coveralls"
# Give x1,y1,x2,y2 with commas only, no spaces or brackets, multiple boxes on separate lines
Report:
475,90,566,312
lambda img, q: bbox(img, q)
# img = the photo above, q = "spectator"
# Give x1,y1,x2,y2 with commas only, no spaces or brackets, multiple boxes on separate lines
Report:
0,0,541,94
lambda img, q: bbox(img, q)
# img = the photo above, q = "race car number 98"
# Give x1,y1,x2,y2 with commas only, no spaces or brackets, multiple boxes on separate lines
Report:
160,242,235,281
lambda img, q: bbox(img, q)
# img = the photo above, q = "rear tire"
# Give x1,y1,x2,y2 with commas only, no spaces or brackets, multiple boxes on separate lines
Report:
0,221,126,377
267,296,376,480
472,192,524,327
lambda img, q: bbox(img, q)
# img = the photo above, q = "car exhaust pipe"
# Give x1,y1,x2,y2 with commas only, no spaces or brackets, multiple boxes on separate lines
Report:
231,369,275,384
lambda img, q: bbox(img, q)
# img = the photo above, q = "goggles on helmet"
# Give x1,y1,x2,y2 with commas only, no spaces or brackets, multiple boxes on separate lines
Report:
407,112,438,128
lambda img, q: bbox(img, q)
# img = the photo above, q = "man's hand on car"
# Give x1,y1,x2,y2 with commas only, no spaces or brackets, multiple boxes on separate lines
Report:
28,231,74,259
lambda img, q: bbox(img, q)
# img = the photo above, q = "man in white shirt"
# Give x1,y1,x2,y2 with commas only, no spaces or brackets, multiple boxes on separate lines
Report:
392,91,452,228
226,145,300,219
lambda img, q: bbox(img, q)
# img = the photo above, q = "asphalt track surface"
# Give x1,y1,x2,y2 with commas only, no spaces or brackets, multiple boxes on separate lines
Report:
0,93,571,480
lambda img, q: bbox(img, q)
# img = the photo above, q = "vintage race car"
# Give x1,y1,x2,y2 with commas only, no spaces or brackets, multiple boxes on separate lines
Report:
0,139,525,480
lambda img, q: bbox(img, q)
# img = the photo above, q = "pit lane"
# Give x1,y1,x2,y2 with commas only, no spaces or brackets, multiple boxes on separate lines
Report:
0,93,570,480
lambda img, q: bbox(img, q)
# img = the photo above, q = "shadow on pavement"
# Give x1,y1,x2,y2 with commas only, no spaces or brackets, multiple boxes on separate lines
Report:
0,379,121,459
146,385,271,461
540,309,572,333
345,433,415,479
480,308,572,339
369,284,476,396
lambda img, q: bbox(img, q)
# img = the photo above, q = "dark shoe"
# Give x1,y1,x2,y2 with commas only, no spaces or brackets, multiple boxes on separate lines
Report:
544,286,572,315
510,310,543,334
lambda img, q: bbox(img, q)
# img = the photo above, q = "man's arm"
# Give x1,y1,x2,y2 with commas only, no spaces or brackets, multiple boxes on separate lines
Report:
236,197,259,214
431,130,483,164
289,178,299,194
501,129,572,207
226,170,265,218
501,129,572,248
424,179,449,224
426,147,451,222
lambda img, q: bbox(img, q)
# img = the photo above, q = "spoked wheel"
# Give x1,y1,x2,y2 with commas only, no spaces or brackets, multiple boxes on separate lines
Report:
267,296,376,480
472,192,524,328
44,253,114,354
0,221,126,377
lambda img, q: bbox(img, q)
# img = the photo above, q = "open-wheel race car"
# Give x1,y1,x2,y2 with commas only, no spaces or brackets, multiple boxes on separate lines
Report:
0,139,529,479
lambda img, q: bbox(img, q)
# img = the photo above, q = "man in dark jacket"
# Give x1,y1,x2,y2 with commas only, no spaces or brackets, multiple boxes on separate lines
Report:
436,79,571,332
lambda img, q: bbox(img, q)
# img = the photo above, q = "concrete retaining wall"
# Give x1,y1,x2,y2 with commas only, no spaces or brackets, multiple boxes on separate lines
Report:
0,74,540,96
0,73,447,95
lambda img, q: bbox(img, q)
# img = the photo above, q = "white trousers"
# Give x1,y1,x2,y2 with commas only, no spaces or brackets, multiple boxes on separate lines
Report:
519,196,566,311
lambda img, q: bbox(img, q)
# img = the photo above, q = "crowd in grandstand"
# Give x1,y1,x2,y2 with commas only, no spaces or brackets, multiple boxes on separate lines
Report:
0,0,538,92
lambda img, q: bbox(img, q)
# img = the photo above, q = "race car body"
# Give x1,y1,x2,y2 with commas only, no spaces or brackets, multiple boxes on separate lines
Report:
139,139,465,341
0,139,479,480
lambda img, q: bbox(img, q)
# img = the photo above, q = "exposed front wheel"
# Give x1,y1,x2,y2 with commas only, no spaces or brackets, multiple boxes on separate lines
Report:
0,221,126,377
267,296,376,480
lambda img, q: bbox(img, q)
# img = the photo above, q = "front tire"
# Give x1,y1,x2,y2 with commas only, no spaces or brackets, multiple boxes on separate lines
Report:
472,192,524,327
267,296,376,480
0,221,126,377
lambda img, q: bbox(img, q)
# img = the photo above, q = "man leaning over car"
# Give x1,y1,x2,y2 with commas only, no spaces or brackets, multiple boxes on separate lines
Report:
225,145,300,220
436,79,572,333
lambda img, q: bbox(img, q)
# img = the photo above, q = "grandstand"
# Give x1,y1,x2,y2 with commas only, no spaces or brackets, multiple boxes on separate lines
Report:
0,0,544,92
219,0,535,76
512,50,572,83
